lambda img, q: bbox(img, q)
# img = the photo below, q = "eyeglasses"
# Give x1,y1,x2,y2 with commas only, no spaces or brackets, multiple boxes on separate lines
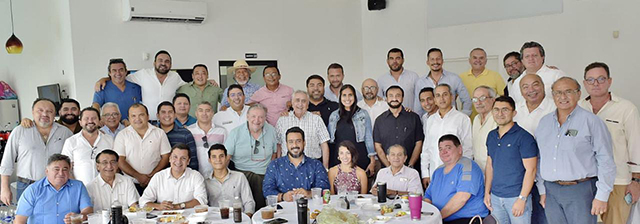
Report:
492,107,512,114
103,112,120,118
362,86,377,92
552,89,579,97
585,76,608,85
264,73,279,78
504,61,520,68
202,136,209,149
253,140,261,154
472,96,491,103
97,160,118,166
251,139,267,162
229,92,244,98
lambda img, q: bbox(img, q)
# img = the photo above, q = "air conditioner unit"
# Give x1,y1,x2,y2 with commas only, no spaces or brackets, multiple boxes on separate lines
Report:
122,0,207,24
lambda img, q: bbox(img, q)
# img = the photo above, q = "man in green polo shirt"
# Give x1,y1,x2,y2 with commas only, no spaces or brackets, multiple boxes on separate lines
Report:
177,64,224,116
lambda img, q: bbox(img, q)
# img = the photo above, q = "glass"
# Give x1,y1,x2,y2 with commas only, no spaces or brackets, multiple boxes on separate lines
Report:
471,96,490,103
229,92,244,98
492,107,512,114
264,73,279,78
87,213,102,224
219,199,231,219
102,112,120,118
267,195,278,208
552,89,579,97
202,136,209,149
70,213,83,224
585,76,608,85
362,86,377,92
251,139,267,162
504,61,520,68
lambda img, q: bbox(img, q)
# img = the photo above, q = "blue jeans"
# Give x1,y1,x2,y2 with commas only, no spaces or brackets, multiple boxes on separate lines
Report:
491,193,532,224
15,181,30,203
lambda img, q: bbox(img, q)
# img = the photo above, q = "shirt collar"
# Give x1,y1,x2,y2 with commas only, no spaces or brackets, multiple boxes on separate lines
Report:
207,168,232,182
98,174,122,187
287,156,308,169
168,168,190,180
390,165,407,176
584,92,616,102
463,68,488,77
44,178,71,190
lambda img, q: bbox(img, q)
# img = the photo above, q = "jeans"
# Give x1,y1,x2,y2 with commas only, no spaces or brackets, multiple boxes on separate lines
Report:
16,181,31,202
490,193,532,224
543,179,597,224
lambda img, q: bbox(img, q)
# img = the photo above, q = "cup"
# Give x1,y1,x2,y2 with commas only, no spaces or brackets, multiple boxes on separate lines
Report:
267,195,278,208
100,209,110,224
261,206,276,219
219,200,231,219
87,213,102,224
70,213,84,224
408,193,422,220
195,204,209,213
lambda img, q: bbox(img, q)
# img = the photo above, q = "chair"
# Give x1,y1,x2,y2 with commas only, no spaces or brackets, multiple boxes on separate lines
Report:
469,213,498,224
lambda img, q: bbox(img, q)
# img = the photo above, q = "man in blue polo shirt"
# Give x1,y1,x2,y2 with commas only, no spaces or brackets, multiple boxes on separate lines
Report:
156,101,198,171
263,127,330,202
484,96,538,224
424,134,488,224
92,58,142,125
15,154,92,224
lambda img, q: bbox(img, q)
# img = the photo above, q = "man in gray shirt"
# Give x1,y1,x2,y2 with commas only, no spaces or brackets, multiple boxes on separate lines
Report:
204,144,255,215
377,48,420,110
0,98,73,205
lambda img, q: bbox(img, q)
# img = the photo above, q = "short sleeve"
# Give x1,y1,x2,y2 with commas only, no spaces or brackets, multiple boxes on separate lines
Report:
519,132,539,159
159,132,171,155
93,90,105,105
79,184,93,210
455,162,482,196
224,130,237,155
61,140,74,162
373,117,382,144
424,183,432,200
16,184,35,216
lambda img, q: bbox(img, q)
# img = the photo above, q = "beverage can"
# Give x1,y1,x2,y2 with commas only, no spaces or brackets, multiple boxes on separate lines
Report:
322,189,331,204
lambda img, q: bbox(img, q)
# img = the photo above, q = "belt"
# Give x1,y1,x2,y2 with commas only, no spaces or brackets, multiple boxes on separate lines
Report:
553,177,596,186
17,177,35,184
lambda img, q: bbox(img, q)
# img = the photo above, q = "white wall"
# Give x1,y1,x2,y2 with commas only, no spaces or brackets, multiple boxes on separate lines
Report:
0,0,76,118
427,0,640,107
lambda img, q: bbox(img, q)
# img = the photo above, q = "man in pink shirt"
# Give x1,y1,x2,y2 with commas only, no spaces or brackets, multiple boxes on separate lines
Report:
249,66,293,126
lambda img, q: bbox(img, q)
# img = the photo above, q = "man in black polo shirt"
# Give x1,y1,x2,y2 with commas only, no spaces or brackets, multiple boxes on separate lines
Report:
306,74,339,126
373,85,424,175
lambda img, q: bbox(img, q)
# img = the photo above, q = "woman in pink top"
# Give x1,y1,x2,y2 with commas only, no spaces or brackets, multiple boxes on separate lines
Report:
328,141,368,194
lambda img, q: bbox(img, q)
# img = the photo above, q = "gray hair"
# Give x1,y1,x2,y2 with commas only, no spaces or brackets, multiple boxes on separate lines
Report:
292,90,309,99
248,103,268,115
47,153,71,167
469,48,486,57
436,83,453,94
101,102,120,114
552,76,581,92
386,144,407,156
473,85,496,98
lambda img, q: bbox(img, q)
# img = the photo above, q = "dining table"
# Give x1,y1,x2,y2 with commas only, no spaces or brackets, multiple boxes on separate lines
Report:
120,206,252,224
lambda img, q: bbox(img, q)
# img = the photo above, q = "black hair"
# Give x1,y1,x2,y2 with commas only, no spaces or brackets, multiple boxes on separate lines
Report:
263,65,281,76
438,134,461,147
427,48,443,58
60,98,80,110
306,74,325,86
154,50,171,61
95,149,119,164
584,62,610,79
338,84,360,125
387,48,404,59
338,141,358,168
419,87,435,98
227,84,244,97
32,98,56,110
170,143,191,158
503,51,521,64
157,101,175,114
173,93,191,104
327,63,344,73
108,58,127,72
493,96,516,110
285,127,305,142
208,144,227,158
128,103,148,116
79,107,101,121
519,41,545,59
385,85,404,98
192,64,208,71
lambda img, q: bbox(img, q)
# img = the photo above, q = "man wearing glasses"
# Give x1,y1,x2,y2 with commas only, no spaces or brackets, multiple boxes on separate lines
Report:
578,62,640,224
510,41,566,105
188,102,226,176
248,65,293,126
61,107,114,185
502,52,525,98
213,84,249,134
470,86,497,172
459,48,506,120
225,104,278,209
536,77,615,224
92,58,142,126
357,78,388,130
86,150,139,211
100,103,125,138
156,101,198,171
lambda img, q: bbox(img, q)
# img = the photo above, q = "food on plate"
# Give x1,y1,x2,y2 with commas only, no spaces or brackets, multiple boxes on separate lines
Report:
310,209,321,219
162,211,181,215
158,214,185,223
128,206,138,212
380,205,393,215
395,211,407,217
315,207,357,224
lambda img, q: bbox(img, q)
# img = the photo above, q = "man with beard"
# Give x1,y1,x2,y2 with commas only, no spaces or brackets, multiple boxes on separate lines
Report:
459,48,506,120
373,86,423,172
114,103,171,195
306,75,339,126
263,127,330,202
99,103,125,138
177,64,224,115
377,48,420,110
61,107,115,185
510,41,566,105
248,66,293,126
92,58,142,125
502,52,525,97
220,60,261,111
1,98,73,205
421,84,472,188
324,63,363,102
22,98,82,133
224,104,278,208
156,101,199,171
414,48,472,117
213,84,249,133
357,78,389,130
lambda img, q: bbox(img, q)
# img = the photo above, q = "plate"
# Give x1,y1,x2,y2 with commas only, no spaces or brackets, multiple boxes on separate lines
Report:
361,203,380,211
372,215,391,223
160,210,184,216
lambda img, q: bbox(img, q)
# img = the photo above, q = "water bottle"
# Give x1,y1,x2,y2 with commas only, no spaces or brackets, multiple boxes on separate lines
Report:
297,197,308,224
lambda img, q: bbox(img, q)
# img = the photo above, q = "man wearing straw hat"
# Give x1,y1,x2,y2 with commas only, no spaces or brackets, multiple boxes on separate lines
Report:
220,59,262,111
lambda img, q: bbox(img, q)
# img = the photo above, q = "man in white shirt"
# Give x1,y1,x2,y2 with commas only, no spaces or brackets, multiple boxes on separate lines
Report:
113,103,171,194
357,78,389,130
513,74,556,135
421,84,473,188
213,84,249,134
99,103,125,138
188,102,226,176
275,91,330,168
510,41,566,105
86,150,139,211
471,86,497,171
139,144,207,210
204,144,255,215
578,62,640,224
62,107,114,185
418,87,438,126
502,52,525,98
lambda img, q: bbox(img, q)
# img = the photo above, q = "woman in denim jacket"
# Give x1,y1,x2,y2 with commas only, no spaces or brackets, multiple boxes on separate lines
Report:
328,84,376,175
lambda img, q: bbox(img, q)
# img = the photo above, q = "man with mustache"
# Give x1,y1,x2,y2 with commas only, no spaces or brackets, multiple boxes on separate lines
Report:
377,48,420,110
510,41,566,105
92,58,142,126
99,103,125,138
1,98,73,205
61,107,115,185
86,150,140,211
459,48,506,120
373,86,423,173
57,98,82,134
248,65,293,126
414,48,472,117
324,63,363,102
357,78,389,130
263,127,330,202
220,59,261,111
502,52,525,98
177,64,224,115
306,75,339,126
421,84,472,188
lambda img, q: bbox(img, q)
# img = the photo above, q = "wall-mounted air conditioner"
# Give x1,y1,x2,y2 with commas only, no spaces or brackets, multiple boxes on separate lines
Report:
122,0,207,24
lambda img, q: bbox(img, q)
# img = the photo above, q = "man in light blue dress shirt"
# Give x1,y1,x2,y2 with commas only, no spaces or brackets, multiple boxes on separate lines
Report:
15,154,93,224
535,77,615,224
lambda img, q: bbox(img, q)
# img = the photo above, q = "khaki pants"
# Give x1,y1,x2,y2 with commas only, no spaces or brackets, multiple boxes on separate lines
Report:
602,184,631,224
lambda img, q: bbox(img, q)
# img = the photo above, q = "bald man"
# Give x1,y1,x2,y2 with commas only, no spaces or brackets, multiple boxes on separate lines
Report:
357,78,389,130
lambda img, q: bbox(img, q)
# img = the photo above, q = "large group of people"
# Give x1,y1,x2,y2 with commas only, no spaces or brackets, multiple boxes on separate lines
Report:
1,41,638,224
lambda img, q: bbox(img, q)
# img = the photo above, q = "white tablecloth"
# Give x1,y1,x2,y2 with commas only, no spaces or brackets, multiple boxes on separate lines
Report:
251,195,442,224
128,207,251,223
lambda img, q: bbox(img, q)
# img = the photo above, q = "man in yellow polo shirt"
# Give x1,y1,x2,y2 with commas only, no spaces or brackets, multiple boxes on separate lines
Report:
459,48,506,120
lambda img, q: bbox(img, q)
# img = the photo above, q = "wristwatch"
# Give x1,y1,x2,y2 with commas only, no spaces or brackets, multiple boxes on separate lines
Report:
632,177,640,183
518,195,527,202
180,203,186,209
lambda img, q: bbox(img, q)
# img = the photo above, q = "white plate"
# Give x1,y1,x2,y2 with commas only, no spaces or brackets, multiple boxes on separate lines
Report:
361,203,381,211
159,210,184,216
